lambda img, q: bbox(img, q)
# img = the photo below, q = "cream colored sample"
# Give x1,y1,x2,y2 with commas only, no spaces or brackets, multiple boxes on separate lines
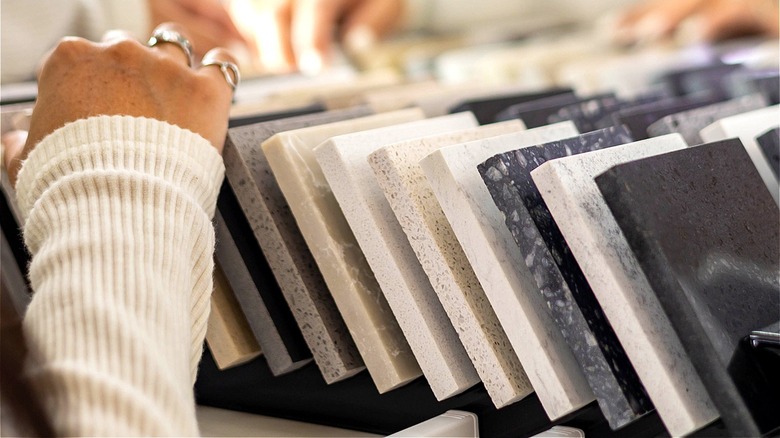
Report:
420,122,596,420
262,109,425,393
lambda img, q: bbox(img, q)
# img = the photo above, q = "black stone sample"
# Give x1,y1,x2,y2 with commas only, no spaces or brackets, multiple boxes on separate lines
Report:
657,63,744,98
725,69,780,105
757,127,780,178
449,88,574,124
228,103,325,128
479,126,653,430
494,93,583,126
612,93,723,140
547,95,624,133
596,138,780,436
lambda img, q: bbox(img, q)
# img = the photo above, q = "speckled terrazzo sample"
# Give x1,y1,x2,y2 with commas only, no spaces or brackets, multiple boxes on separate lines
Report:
596,139,780,436
612,94,722,140
449,89,574,124
757,128,779,177
224,107,370,383
495,93,582,127
262,109,424,393
478,126,652,430
368,124,534,409
314,113,485,401
700,105,780,204
531,134,718,435
420,122,599,421
646,94,768,144
214,209,312,375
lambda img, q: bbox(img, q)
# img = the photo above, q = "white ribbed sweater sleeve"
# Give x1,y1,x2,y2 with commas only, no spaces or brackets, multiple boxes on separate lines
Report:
15,115,225,436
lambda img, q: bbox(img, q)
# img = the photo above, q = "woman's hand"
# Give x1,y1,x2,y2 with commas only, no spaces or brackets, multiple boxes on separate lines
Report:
3,23,237,186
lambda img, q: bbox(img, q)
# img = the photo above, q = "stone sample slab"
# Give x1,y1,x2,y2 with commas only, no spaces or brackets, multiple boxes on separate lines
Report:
449,89,574,124
612,94,722,140
531,134,719,434
596,138,780,436
262,109,425,393
368,125,535,408
314,113,488,400
477,126,653,430
207,264,262,370
547,95,624,133
495,93,583,127
700,105,780,204
214,205,312,375
647,94,768,144
420,122,600,421
224,107,371,384
757,127,779,177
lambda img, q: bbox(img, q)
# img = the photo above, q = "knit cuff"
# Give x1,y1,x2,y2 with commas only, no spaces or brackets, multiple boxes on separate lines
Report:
15,115,225,226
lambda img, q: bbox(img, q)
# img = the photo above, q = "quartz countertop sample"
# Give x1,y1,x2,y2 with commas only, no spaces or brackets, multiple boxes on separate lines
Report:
313,112,485,401
757,127,779,177
262,109,425,393
420,122,601,421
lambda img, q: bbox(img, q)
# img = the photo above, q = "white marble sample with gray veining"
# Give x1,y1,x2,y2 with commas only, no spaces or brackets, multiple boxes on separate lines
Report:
700,105,780,204
262,109,424,393
368,123,534,408
314,113,486,400
419,122,599,420
531,134,719,436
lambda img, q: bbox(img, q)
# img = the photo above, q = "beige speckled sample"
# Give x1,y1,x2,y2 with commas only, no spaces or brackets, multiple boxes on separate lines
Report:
224,108,371,384
420,122,597,420
314,113,483,401
262,109,425,393
368,121,534,408
206,264,262,370
531,135,719,436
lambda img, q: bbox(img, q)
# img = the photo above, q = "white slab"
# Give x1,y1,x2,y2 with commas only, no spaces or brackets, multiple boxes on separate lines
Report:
262,109,424,393
420,122,597,420
368,124,535,408
700,105,780,204
531,134,719,436
315,116,523,400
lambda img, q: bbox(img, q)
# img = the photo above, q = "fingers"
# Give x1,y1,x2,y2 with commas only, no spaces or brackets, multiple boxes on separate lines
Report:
101,29,135,43
341,0,401,52
198,48,240,93
292,0,340,75
613,0,707,45
2,130,29,187
148,22,195,66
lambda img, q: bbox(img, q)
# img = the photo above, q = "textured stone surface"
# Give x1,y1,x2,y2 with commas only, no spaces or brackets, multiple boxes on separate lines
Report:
478,126,652,430
262,109,424,393
757,127,780,177
495,93,582,127
420,122,601,421
700,105,780,204
612,94,722,140
224,107,371,383
314,113,484,401
596,138,780,436
647,94,768,144
531,134,719,434
214,207,312,376
449,89,574,124
369,124,536,408
548,95,624,133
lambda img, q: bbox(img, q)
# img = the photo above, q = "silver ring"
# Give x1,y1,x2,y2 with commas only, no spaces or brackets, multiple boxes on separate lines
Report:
147,29,194,67
201,59,240,92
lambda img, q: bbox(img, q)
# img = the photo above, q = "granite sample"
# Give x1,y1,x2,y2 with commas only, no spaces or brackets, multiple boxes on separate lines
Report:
214,206,312,376
612,94,723,140
647,94,768,144
757,127,779,178
725,69,780,105
478,126,653,430
368,125,538,408
449,88,575,124
700,105,780,204
658,63,743,98
262,109,425,393
314,113,491,400
547,95,624,133
596,138,780,436
531,135,719,434
420,122,601,421
206,264,262,370
224,107,371,384
495,93,582,126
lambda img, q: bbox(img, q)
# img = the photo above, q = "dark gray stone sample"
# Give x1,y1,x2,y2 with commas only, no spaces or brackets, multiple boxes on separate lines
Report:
646,94,768,144
725,69,780,105
479,126,653,430
494,93,583,126
657,63,744,98
596,138,780,436
448,88,574,124
757,127,780,178
228,103,325,128
547,95,624,133
612,93,723,140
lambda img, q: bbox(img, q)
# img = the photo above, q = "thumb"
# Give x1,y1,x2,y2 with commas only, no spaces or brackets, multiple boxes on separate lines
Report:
341,0,403,53
2,130,29,187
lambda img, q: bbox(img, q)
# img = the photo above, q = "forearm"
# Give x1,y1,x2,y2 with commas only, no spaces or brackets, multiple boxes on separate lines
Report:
17,116,223,436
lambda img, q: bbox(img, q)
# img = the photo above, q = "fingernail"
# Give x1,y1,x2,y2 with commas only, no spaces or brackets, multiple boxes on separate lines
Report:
344,26,377,53
298,49,324,76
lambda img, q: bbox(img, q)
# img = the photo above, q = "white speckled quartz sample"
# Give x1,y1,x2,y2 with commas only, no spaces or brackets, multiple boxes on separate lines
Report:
224,108,371,384
314,112,484,400
700,105,780,204
368,122,534,408
262,109,424,393
531,134,719,436
214,211,312,375
419,122,598,420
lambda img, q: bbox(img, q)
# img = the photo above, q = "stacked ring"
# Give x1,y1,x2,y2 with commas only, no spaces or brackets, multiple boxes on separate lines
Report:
147,29,194,67
201,59,241,92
